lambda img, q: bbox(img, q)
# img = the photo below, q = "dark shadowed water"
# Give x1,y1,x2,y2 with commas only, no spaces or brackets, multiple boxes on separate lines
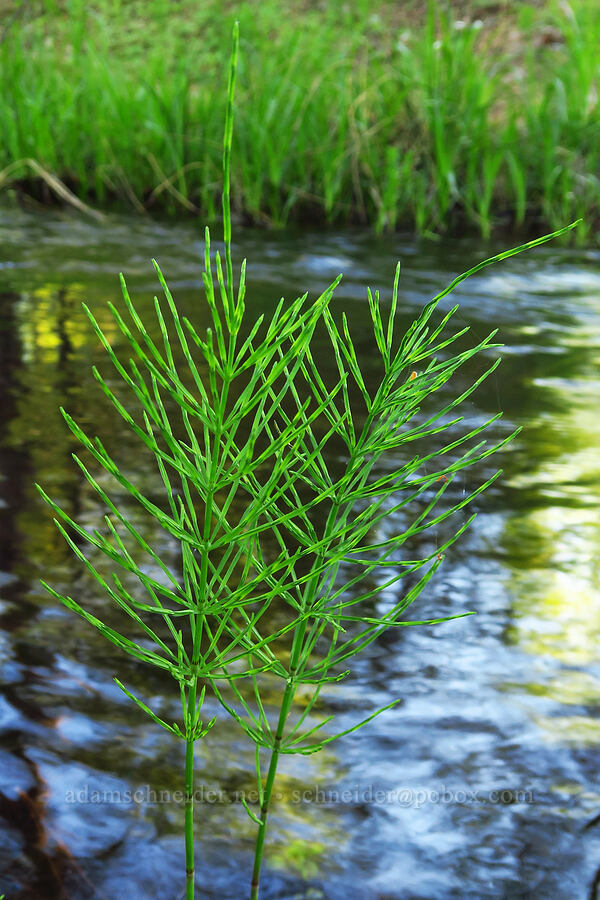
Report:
0,208,599,900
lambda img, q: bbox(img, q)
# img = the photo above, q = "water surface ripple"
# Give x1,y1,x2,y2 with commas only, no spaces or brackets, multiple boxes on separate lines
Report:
0,209,599,900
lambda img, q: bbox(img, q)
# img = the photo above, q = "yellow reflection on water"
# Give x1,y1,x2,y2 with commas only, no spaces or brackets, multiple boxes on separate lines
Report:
511,566,599,665
16,284,91,364
505,369,600,732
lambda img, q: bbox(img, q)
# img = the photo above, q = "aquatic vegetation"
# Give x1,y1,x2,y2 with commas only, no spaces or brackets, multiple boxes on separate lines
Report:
37,23,579,900
1,0,598,238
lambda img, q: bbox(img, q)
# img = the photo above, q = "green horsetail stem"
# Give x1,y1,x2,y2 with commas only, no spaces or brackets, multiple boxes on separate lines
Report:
38,22,580,900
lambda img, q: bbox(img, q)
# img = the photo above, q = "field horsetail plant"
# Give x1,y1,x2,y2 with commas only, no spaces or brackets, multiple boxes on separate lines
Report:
37,24,579,900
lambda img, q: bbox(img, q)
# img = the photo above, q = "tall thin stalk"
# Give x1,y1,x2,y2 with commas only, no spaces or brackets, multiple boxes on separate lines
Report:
37,23,580,900
184,724,196,899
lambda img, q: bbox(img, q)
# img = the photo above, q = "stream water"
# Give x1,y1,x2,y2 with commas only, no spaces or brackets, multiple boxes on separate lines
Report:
0,208,599,900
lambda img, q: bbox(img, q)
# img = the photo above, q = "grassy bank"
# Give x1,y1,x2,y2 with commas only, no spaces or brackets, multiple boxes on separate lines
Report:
1,0,599,239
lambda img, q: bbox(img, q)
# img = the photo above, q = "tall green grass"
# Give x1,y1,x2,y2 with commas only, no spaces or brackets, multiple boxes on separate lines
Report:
1,0,599,238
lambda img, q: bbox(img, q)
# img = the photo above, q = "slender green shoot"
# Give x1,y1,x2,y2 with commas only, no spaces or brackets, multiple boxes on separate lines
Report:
38,22,580,900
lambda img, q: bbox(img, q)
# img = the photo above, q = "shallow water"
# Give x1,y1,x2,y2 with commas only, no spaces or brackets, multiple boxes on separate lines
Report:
0,208,599,900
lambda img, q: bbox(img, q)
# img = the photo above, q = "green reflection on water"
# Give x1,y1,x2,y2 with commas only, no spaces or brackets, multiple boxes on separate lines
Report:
504,360,600,724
